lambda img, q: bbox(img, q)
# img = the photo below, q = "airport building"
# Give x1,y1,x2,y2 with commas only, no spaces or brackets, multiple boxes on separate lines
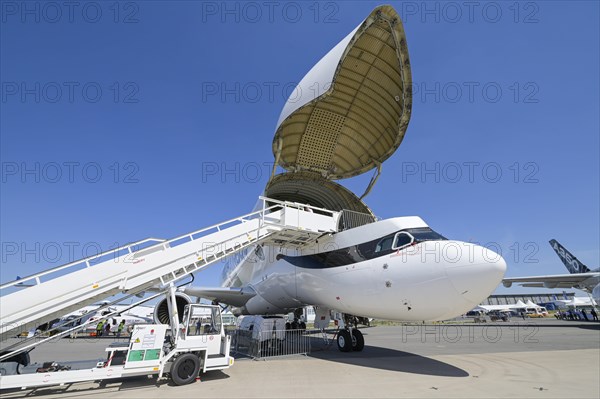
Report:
482,293,575,306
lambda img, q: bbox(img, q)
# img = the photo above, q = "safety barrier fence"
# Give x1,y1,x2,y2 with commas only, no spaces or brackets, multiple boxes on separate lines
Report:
228,329,312,359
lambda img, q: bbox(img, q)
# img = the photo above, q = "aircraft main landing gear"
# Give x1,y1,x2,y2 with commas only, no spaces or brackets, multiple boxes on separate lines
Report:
286,308,307,331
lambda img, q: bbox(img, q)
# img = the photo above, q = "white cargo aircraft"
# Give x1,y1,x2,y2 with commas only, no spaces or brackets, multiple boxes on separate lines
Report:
156,5,507,352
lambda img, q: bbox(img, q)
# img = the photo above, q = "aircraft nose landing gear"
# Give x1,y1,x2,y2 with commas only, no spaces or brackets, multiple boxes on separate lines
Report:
326,312,367,352
351,328,364,351
336,328,364,352
337,329,352,352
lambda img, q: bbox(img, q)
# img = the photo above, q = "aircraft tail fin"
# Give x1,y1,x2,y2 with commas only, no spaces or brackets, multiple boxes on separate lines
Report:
549,239,590,274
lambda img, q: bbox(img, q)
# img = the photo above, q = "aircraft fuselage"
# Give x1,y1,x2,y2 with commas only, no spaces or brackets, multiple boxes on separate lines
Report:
222,217,506,321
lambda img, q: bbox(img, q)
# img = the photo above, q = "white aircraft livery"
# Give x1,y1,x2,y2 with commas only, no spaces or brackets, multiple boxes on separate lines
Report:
161,5,508,352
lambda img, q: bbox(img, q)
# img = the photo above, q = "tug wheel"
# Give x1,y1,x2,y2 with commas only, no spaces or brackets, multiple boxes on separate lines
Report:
171,353,200,386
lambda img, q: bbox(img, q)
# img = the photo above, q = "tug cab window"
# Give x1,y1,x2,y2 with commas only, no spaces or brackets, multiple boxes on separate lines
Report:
184,306,222,336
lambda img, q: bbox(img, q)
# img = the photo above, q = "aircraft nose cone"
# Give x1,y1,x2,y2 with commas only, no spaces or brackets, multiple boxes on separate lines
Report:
445,243,507,303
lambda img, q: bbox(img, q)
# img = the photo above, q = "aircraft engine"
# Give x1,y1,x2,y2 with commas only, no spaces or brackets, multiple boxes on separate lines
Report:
153,293,191,324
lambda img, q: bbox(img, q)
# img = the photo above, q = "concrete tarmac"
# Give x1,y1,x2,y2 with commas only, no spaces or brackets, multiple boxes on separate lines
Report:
1,319,599,398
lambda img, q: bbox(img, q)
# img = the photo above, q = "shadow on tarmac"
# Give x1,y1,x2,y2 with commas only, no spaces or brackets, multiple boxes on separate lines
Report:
2,371,232,397
1,375,167,398
464,321,600,330
308,345,469,377
162,370,230,386
574,324,600,331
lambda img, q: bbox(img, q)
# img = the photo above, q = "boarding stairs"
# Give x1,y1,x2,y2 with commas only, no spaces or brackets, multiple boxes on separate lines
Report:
0,197,340,342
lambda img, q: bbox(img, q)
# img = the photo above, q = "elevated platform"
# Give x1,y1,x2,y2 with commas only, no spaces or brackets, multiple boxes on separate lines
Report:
0,197,340,342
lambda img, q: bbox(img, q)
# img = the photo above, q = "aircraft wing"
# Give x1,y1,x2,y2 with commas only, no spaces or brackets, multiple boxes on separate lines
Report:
183,286,256,308
503,272,599,289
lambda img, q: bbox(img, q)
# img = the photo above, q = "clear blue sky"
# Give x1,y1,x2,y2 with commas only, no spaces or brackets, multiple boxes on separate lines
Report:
1,1,598,299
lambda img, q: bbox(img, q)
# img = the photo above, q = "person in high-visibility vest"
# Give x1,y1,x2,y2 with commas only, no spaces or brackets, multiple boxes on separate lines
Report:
96,320,104,337
117,320,125,338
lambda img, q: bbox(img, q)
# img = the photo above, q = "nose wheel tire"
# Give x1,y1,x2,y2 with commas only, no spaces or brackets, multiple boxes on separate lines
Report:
171,353,200,386
337,330,353,352
351,329,364,352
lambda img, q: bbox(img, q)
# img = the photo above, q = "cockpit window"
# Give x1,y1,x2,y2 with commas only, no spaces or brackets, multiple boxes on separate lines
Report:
405,228,447,242
283,226,448,269
375,235,394,253
376,228,445,253
393,232,413,249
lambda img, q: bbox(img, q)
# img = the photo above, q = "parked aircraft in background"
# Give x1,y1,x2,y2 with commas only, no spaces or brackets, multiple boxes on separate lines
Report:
49,303,153,334
503,239,600,302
